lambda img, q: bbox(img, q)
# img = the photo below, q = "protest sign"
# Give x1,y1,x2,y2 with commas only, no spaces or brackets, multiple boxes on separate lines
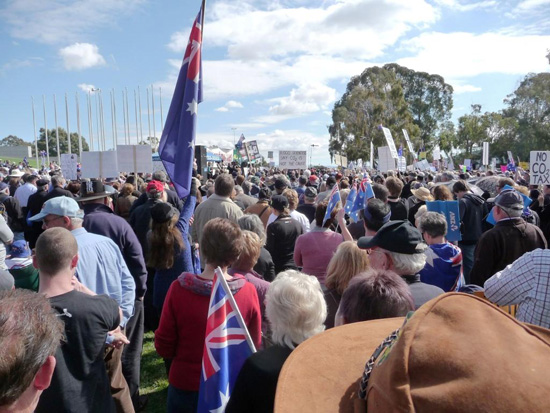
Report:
381,127,398,159
60,153,78,181
402,129,414,154
482,142,489,165
530,151,550,185
244,140,261,161
279,151,307,169
415,160,430,171
507,151,514,162
519,161,529,170
433,146,441,161
378,146,395,173
369,141,374,169
80,151,119,179
426,200,462,242
397,156,406,172
117,145,153,174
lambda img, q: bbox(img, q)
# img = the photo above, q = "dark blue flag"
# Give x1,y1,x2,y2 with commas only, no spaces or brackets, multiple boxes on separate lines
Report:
158,4,203,198
426,200,462,242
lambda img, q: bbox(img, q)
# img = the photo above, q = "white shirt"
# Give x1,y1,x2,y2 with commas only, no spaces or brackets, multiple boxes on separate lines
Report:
14,182,37,207
267,210,310,233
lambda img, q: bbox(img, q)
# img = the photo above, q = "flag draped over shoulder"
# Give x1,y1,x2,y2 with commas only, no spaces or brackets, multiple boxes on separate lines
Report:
198,271,255,412
158,4,203,198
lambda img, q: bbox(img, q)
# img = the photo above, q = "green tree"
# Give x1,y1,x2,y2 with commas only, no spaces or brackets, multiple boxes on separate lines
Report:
456,104,490,157
0,135,31,147
502,72,550,159
328,66,419,161
138,136,159,153
37,128,90,156
384,64,454,147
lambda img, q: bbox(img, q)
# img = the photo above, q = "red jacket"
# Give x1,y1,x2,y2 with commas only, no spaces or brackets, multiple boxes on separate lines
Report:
154,273,262,391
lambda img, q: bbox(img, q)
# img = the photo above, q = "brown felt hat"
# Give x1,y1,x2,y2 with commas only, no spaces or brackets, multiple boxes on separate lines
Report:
275,293,550,413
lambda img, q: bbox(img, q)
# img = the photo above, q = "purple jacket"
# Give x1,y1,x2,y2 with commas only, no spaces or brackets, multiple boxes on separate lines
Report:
83,203,147,298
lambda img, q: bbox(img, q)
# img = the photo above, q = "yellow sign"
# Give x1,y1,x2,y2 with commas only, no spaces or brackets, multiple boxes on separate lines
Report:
419,152,427,160
519,162,529,170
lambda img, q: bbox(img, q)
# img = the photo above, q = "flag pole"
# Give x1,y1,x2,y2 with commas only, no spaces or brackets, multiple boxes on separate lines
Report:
214,267,257,353
138,86,143,143
134,89,139,145
53,95,61,164
87,91,94,151
113,88,118,147
31,97,39,167
151,84,156,142
42,95,50,166
125,87,130,145
122,90,128,145
65,93,71,155
159,87,164,136
146,87,151,140
75,93,82,156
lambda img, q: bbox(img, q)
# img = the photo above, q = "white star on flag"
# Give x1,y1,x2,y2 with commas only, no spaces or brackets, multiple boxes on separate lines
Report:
209,384,230,413
187,99,198,116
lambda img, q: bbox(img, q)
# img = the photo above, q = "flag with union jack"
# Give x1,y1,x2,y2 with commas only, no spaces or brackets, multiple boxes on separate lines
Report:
322,184,341,226
158,3,203,198
197,271,255,412
349,177,375,222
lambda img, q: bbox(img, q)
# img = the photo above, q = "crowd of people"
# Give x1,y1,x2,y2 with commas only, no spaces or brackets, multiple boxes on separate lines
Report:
1,157,550,412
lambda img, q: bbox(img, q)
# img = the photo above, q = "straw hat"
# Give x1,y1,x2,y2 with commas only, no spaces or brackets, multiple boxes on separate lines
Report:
411,186,433,202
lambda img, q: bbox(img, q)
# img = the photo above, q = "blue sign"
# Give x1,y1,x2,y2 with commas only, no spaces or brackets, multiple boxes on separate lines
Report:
426,200,462,242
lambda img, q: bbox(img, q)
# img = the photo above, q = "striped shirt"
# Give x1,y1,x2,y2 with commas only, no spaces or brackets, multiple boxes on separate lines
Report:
484,248,550,328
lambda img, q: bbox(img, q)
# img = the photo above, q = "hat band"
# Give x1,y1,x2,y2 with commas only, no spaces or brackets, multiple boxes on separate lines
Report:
358,328,400,401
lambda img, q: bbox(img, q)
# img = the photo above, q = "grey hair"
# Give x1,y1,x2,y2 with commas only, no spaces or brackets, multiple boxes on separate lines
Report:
498,205,522,218
419,211,447,237
238,214,266,244
266,270,326,349
69,217,83,228
50,175,66,187
387,251,427,275
234,185,244,195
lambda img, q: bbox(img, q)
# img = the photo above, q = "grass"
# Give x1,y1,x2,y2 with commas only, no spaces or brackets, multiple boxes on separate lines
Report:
1,156,39,168
140,330,169,412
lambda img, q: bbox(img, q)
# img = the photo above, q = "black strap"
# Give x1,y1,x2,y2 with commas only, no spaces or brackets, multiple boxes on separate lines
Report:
258,205,269,218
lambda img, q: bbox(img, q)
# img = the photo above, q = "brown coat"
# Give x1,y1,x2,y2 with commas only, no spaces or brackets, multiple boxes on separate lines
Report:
245,200,272,229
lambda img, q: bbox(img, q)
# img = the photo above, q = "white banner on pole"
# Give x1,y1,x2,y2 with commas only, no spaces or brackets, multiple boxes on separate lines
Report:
402,129,414,154
117,145,153,173
397,156,406,172
507,151,514,163
378,146,395,173
60,153,78,181
81,151,119,178
482,142,489,166
530,151,550,185
370,141,374,169
433,146,441,161
381,127,398,159
279,150,307,169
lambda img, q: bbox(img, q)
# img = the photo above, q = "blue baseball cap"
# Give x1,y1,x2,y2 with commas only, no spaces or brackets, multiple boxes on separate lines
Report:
29,196,83,222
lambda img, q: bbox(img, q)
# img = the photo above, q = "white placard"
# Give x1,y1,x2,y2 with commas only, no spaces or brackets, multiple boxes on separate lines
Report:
370,141,374,169
530,151,550,185
402,129,414,154
117,145,153,173
381,127,398,159
482,142,489,166
60,153,78,181
464,159,472,168
415,160,431,171
433,146,441,161
80,151,119,179
507,151,514,162
378,146,395,173
279,151,307,169
397,156,406,172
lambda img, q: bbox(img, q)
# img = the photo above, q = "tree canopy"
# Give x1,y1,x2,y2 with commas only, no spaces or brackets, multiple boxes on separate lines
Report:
0,135,30,147
37,128,90,156
328,64,454,161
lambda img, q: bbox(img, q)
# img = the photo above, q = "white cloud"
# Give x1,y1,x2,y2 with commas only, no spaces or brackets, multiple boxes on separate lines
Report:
396,31,550,80
59,43,106,70
1,0,145,44
452,84,482,94
0,57,43,75
215,100,244,112
514,0,550,12
77,83,96,92
432,0,498,11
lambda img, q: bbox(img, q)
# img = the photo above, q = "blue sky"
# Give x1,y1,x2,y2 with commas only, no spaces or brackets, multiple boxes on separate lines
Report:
1,0,549,165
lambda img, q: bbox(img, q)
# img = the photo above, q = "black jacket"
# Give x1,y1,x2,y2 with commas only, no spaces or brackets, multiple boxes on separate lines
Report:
44,186,75,202
459,193,487,244
130,189,182,214
266,215,303,274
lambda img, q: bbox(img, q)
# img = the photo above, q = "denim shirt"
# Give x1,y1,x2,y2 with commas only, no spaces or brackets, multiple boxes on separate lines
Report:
72,227,135,326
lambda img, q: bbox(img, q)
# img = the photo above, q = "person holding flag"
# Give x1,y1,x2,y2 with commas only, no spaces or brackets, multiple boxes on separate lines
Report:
154,218,261,412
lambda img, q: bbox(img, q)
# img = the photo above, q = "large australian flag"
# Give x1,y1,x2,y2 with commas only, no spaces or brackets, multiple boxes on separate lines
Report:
197,270,255,412
158,3,203,198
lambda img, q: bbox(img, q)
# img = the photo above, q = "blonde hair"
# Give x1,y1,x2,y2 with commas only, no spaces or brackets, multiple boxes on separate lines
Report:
282,188,299,210
325,241,370,294
232,231,262,271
